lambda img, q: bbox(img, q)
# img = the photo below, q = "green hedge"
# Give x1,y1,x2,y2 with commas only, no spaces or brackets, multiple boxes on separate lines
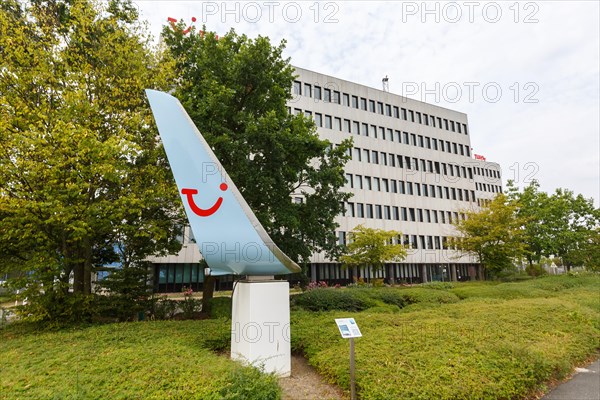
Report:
292,287,460,312
291,288,378,312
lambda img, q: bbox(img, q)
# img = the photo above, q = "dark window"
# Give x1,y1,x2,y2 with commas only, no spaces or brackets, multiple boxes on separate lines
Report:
343,119,351,133
357,203,364,218
333,90,340,104
304,83,312,97
314,86,322,100
342,93,349,106
369,100,376,112
293,81,302,95
380,152,387,166
372,151,379,164
382,178,389,192
315,113,323,127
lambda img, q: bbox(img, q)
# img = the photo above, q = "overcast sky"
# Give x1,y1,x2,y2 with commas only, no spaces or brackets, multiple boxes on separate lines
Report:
134,0,599,206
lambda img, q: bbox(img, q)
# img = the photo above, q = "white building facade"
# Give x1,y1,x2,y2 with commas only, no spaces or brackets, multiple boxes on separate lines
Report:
290,67,502,284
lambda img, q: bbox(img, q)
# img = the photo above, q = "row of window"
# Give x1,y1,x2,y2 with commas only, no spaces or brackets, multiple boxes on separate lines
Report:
345,174,477,203
338,230,455,251
293,108,471,158
476,182,502,193
310,263,475,283
474,166,500,179
350,146,484,181
293,80,468,135
342,201,466,225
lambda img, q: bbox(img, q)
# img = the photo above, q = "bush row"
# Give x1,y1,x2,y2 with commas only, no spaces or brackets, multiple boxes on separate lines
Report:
291,286,460,312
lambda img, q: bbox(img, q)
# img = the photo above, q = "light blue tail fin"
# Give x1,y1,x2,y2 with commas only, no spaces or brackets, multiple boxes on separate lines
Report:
146,89,300,276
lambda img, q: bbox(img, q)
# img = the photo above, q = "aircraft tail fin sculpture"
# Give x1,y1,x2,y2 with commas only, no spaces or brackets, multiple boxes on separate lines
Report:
145,89,301,276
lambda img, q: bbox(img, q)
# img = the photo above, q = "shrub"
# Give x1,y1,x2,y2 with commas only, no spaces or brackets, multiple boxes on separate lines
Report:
149,296,178,320
421,281,454,290
365,304,401,313
306,281,329,290
369,289,408,308
291,288,377,312
526,263,547,277
372,278,385,287
95,264,152,321
397,288,460,304
179,287,201,319
218,365,281,399
16,289,98,326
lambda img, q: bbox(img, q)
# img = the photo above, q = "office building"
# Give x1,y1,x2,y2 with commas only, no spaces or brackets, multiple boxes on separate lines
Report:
148,66,503,291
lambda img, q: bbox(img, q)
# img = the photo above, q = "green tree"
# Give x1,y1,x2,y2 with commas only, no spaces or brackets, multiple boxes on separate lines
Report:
508,181,599,271
507,180,550,266
547,189,599,270
340,225,407,279
450,194,526,277
162,26,352,304
0,0,182,322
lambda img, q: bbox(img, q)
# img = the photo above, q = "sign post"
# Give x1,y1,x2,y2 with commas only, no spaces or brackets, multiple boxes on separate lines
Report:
335,318,362,400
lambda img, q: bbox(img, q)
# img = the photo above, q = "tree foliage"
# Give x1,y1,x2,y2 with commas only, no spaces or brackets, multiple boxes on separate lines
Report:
161,25,353,267
340,225,407,271
450,194,526,276
508,180,599,270
454,182,599,277
0,0,182,320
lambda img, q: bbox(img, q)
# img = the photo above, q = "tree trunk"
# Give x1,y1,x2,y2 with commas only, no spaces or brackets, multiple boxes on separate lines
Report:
83,244,92,295
201,275,216,316
73,262,84,293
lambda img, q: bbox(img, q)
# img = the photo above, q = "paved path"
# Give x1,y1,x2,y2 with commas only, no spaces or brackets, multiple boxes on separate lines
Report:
542,358,599,400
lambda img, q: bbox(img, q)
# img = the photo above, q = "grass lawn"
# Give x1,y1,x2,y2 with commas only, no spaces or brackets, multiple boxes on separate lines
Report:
0,274,598,399
0,320,279,399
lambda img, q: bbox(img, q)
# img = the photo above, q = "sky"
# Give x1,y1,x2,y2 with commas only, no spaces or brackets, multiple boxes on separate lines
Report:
133,0,599,206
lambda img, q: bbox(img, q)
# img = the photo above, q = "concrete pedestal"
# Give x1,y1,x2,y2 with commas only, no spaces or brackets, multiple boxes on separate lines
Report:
231,278,291,377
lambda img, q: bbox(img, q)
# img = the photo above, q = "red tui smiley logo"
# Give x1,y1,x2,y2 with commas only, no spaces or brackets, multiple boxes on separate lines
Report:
181,183,228,217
